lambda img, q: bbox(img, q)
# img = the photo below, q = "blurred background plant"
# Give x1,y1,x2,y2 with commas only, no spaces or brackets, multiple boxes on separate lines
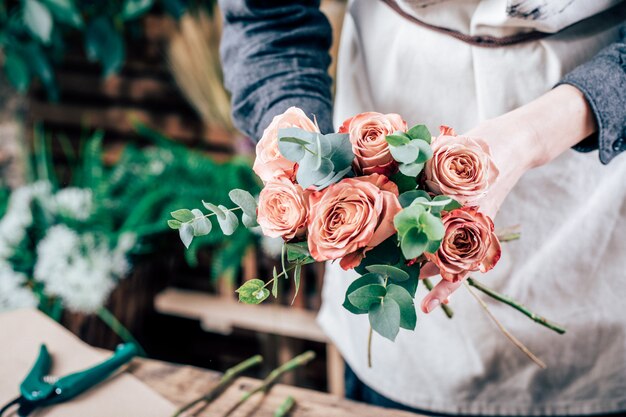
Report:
0,122,259,349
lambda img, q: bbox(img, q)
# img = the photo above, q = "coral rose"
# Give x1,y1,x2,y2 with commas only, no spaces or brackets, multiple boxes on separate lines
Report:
425,207,501,282
307,174,402,270
424,126,499,205
339,112,407,176
257,176,308,240
254,107,319,183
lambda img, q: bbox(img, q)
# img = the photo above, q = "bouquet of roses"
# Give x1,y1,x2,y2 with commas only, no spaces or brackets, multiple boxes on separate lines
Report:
169,108,564,366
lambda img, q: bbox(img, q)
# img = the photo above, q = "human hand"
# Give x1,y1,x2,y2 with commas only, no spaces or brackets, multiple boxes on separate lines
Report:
420,85,597,313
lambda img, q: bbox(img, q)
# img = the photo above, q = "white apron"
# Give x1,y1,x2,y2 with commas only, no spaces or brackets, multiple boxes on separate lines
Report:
318,1,626,415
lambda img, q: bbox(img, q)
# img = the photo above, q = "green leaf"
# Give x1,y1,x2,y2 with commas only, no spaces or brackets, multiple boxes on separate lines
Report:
419,211,445,241
442,197,462,212
202,201,226,219
385,133,411,147
242,213,257,228
286,242,315,264
342,273,385,314
365,265,409,282
389,142,419,164
229,189,257,218
407,125,431,143
191,209,212,236
400,228,429,259
369,298,401,341
292,264,302,304
179,223,194,248
395,275,419,298
3,51,30,92
216,205,238,236
171,209,194,222
413,139,433,163
23,0,53,44
398,161,425,177
21,42,57,101
85,17,125,77
425,239,442,254
167,219,181,229
386,284,417,330
348,284,386,310
324,133,353,170
393,205,424,235
354,237,401,274
236,279,270,304
42,0,83,28
121,0,154,20
277,128,316,162
271,267,279,298
399,190,431,208
161,0,187,19
390,172,417,193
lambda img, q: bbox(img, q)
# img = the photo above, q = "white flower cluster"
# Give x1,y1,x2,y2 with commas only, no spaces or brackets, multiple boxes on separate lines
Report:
33,225,135,314
0,181,52,259
53,187,94,221
0,261,38,313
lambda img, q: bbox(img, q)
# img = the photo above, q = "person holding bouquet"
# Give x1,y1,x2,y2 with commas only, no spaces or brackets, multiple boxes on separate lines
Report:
218,0,626,415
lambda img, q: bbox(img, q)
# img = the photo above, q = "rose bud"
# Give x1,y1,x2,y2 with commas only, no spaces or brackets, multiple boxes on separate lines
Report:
339,112,407,176
257,176,308,240
307,174,402,270
254,107,319,183
424,126,499,205
425,207,501,282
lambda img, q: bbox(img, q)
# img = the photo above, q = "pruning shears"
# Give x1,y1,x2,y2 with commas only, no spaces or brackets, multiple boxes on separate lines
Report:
0,343,138,417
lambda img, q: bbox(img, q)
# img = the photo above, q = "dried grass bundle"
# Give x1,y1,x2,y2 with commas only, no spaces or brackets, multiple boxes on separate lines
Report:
167,7,235,136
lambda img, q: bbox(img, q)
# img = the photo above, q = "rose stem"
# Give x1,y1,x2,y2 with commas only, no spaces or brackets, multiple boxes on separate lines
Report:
170,355,263,417
495,225,521,242
367,326,373,368
466,277,566,335
422,278,454,319
463,282,547,369
223,351,316,416
274,396,296,417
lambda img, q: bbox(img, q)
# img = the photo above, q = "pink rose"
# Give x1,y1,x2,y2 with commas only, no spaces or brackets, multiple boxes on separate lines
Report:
307,174,402,270
254,107,319,183
424,126,499,205
257,176,308,240
425,207,501,282
339,112,407,176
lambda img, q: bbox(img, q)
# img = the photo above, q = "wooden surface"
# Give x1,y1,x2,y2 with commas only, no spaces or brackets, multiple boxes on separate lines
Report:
155,288,328,343
131,358,426,417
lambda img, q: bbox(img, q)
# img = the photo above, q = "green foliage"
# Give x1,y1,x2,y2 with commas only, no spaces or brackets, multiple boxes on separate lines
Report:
0,0,188,99
236,279,270,304
386,125,434,178
277,128,354,190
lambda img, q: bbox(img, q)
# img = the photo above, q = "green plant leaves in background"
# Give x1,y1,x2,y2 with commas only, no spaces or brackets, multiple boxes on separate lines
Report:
3,50,31,92
23,0,53,44
121,0,155,21
85,17,125,77
42,0,83,28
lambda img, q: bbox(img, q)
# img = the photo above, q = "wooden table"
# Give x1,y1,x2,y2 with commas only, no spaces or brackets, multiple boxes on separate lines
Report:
131,359,427,417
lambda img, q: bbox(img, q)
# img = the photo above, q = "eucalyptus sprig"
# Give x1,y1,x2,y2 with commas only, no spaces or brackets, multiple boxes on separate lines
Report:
167,189,258,248
277,128,354,190
385,124,434,177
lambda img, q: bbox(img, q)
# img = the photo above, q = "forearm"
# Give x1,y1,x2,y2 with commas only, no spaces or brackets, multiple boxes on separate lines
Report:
219,0,334,141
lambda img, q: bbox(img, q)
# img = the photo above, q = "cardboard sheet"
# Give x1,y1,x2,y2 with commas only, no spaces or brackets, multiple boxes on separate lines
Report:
0,309,176,417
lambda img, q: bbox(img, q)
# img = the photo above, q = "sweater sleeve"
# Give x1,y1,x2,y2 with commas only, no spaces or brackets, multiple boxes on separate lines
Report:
557,23,626,164
218,0,334,142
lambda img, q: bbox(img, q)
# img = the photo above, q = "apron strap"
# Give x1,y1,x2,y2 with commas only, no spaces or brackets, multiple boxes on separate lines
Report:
380,0,550,47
